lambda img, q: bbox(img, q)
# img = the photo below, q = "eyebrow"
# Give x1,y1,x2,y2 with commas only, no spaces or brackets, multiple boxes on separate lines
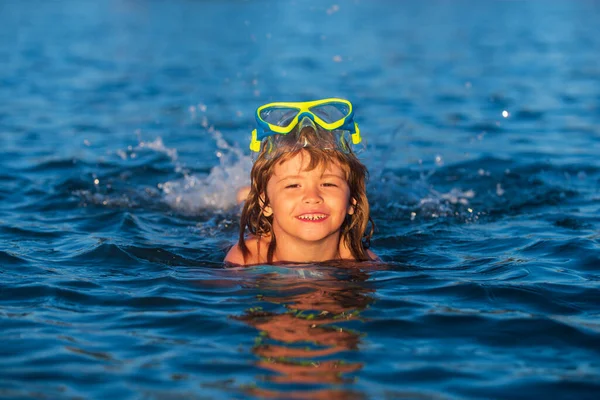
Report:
275,174,345,184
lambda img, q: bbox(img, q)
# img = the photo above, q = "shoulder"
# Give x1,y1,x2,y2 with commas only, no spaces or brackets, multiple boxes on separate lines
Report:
224,235,270,266
224,243,245,265
339,241,379,262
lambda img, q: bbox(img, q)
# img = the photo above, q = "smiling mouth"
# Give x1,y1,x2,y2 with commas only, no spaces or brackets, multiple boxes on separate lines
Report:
297,213,328,222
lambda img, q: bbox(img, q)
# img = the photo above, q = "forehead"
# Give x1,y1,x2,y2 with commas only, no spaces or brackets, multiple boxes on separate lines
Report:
272,151,346,177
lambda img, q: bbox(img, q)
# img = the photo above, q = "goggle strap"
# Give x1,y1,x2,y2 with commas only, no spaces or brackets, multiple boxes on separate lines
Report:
351,123,362,144
250,124,362,152
250,129,261,152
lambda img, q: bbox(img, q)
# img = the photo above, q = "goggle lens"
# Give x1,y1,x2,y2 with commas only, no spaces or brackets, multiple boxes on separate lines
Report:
259,107,299,127
308,102,350,124
259,101,351,128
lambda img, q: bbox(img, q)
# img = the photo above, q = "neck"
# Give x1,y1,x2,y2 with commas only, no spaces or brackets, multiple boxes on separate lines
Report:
271,232,344,263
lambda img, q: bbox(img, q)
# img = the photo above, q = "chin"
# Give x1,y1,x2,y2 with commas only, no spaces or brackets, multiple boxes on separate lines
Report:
295,229,338,243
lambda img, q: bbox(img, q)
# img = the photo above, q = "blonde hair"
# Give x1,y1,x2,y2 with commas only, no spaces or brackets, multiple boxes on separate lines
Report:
238,126,374,263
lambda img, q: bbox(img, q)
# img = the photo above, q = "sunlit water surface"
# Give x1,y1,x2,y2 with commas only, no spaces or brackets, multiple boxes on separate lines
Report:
1,1,599,399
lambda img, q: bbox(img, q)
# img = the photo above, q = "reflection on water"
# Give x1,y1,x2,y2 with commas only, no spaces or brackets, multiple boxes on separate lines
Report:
233,263,379,399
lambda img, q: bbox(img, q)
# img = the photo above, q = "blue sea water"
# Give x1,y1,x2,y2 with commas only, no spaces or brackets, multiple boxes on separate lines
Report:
1,0,600,398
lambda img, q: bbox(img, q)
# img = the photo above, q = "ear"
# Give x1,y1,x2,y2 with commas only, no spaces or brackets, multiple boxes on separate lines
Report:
347,197,357,215
259,195,273,217
263,204,273,217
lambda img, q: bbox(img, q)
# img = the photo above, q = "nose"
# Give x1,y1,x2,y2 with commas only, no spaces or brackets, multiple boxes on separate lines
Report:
302,185,323,204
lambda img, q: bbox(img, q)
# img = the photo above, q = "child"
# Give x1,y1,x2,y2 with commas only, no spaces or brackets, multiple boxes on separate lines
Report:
225,98,376,265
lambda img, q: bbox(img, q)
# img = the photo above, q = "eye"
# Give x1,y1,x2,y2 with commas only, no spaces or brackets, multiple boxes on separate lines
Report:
285,183,300,189
322,182,338,187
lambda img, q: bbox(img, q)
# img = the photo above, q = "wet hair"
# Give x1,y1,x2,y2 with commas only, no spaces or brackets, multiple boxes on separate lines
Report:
237,126,374,263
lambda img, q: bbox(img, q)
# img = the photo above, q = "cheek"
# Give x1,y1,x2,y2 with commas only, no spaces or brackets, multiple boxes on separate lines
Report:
265,190,290,213
344,190,354,214
264,181,277,204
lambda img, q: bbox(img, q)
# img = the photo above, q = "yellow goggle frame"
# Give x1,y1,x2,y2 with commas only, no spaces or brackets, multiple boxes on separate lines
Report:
250,98,361,152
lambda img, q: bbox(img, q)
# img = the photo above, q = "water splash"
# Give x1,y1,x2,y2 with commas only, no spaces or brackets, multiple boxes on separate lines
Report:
72,132,251,214
160,127,252,214
116,136,178,163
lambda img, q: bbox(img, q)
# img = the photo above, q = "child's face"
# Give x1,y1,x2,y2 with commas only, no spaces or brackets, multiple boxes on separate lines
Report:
265,151,354,246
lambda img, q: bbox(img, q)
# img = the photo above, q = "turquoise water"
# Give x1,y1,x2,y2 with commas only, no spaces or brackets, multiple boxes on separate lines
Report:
1,0,600,398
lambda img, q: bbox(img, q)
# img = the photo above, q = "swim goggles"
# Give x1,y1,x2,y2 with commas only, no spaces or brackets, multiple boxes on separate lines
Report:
250,98,362,152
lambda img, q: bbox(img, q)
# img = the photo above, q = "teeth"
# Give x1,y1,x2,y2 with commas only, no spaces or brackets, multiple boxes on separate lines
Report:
299,214,326,221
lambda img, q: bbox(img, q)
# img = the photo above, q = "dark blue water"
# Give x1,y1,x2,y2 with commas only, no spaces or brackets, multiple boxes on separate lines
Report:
1,0,600,398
